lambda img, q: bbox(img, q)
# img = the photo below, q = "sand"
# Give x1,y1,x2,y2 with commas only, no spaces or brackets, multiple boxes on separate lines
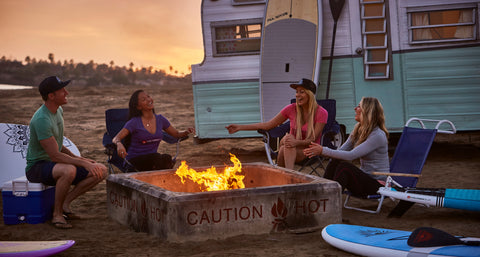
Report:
0,81,479,256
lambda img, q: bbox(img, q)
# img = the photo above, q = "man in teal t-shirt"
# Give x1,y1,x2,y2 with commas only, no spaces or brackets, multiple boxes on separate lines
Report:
26,76,107,229
26,105,64,172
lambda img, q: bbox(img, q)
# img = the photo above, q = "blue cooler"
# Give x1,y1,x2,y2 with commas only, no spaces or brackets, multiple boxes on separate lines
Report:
2,176,55,225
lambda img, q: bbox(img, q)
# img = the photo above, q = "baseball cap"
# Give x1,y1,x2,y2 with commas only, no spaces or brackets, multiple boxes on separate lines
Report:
39,76,71,98
290,78,316,94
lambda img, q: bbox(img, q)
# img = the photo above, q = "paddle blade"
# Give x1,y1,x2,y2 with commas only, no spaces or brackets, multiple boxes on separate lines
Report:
408,227,463,247
388,200,415,218
329,0,346,21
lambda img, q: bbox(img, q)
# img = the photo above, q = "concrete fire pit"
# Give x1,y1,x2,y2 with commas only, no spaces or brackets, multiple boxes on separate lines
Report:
107,162,341,242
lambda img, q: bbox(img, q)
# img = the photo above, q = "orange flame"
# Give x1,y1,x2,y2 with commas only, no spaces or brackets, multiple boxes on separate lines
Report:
175,153,245,191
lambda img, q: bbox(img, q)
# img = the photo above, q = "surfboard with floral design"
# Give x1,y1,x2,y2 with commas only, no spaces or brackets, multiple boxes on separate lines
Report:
0,123,80,188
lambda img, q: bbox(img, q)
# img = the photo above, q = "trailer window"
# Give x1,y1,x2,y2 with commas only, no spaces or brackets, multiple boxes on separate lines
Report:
409,8,476,44
212,20,262,57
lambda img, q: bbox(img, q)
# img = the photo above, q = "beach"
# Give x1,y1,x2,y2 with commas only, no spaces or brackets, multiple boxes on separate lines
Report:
0,81,479,256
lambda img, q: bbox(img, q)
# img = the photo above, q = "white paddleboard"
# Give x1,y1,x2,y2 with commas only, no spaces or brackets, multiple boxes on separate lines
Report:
0,240,75,256
322,224,480,257
260,0,323,122
0,123,80,188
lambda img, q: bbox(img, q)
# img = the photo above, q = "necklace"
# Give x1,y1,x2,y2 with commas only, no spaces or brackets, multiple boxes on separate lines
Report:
144,116,154,127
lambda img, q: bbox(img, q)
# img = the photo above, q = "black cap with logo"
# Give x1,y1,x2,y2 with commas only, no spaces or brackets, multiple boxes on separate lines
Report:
290,78,317,94
39,76,70,98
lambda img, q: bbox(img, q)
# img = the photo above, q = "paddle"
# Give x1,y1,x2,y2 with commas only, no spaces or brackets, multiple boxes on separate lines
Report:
325,0,345,99
408,227,480,247
388,200,415,218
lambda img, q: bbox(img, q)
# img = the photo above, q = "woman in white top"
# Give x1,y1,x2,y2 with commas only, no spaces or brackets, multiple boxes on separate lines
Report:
304,97,389,197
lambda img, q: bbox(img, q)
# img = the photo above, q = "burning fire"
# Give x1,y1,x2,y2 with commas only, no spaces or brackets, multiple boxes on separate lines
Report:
175,153,245,192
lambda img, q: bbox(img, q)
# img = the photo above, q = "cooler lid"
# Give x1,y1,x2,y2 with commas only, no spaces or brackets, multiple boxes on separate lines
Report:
2,176,51,193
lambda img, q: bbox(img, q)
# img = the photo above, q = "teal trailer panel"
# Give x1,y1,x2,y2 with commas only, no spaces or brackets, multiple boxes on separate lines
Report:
193,81,261,139
317,57,357,133
318,46,480,133
317,56,406,133
402,46,480,131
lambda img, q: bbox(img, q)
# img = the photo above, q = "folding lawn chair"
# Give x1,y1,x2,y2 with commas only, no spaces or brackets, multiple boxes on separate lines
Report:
257,99,345,176
102,108,188,174
343,118,456,214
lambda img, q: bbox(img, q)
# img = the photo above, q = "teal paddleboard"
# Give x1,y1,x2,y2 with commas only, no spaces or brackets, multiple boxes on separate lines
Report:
322,224,480,257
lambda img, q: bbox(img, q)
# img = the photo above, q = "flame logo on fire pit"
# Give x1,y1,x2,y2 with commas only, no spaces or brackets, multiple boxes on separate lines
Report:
271,198,288,232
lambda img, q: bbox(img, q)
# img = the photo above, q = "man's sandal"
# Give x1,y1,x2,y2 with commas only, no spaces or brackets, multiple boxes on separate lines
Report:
63,212,81,220
52,221,73,229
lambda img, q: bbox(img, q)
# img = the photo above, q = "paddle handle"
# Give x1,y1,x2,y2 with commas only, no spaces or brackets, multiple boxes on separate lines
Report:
325,0,345,99
372,172,421,178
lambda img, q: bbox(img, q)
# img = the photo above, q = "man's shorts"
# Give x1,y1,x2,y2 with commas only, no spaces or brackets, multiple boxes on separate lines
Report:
26,160,89,186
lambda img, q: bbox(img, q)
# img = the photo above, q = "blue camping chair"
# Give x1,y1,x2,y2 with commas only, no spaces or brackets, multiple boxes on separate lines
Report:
102,108,188,174
343,118,456,214
257,99,345,176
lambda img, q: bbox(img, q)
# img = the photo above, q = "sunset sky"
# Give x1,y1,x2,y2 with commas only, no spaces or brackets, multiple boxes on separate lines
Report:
0,0,204,75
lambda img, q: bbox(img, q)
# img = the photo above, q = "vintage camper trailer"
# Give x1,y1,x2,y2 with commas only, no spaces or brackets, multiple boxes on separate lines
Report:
191,0,480,141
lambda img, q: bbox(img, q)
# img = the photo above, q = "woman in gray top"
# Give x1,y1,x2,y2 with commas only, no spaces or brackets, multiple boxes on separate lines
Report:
304,97,389,197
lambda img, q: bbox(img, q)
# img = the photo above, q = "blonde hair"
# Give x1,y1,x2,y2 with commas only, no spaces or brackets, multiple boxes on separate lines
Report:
295,90,318,141
351,97,389,146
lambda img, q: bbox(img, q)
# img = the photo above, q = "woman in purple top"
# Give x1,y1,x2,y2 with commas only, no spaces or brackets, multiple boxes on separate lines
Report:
112,90,195,171
226,78,327,170
304,97,389,197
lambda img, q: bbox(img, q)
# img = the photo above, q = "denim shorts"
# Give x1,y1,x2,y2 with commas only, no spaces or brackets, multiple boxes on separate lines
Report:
26,160,89,186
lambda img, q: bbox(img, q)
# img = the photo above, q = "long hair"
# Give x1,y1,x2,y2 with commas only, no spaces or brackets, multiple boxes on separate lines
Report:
295,90,318,141
127,89,155,120
351,97,389,146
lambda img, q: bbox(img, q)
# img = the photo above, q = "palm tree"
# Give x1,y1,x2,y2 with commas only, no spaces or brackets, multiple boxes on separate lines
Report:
48,53,54,63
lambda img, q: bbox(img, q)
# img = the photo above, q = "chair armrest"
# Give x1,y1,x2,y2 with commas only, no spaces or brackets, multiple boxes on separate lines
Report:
163,132,189,144
257,129,268,136
178,135,189,142
104,143,116,156
258,122,290,139
405,118,456,134
102,132,113,146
